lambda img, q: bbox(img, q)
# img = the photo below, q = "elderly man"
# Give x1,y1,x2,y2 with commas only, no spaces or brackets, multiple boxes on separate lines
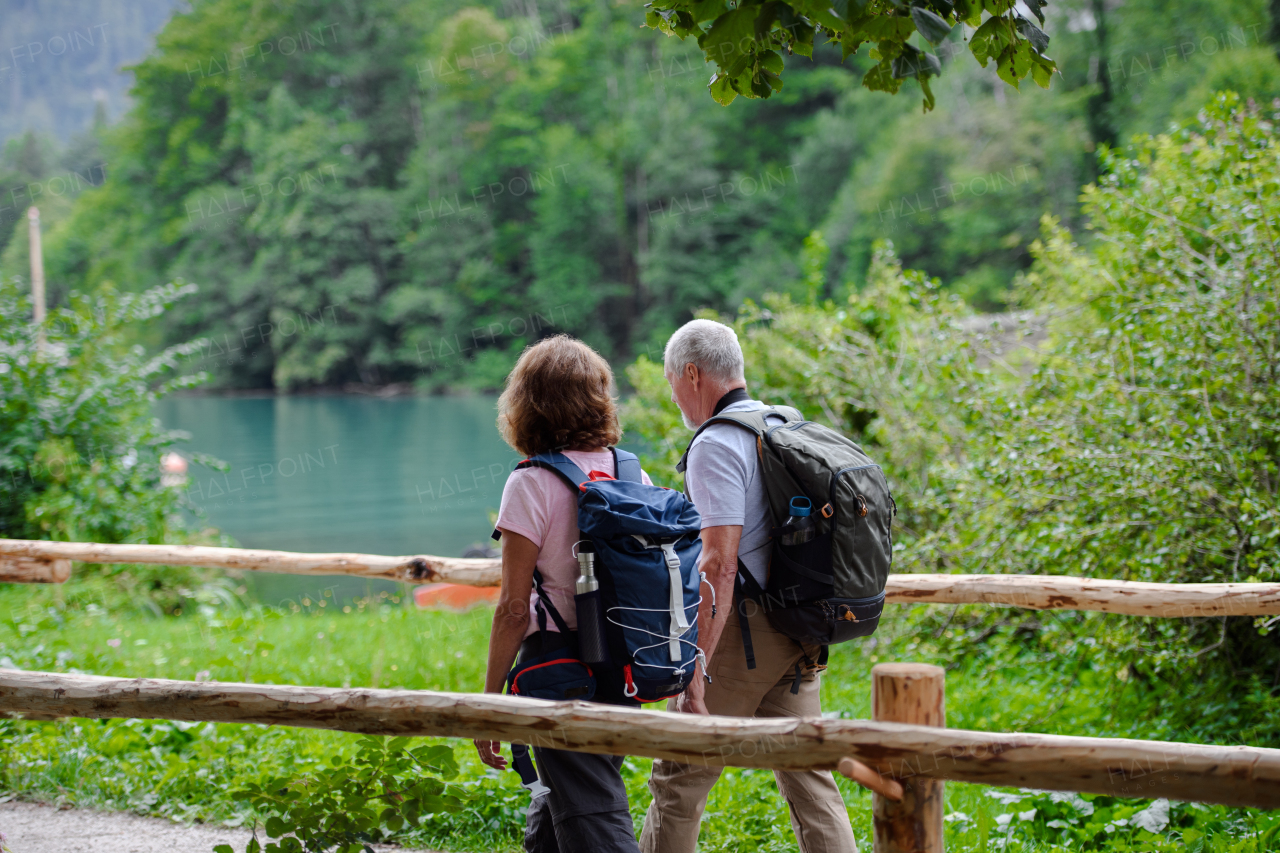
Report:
640,319,858,853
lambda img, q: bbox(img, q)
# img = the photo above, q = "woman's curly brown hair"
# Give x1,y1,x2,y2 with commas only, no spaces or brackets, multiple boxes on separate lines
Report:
497,335,622,457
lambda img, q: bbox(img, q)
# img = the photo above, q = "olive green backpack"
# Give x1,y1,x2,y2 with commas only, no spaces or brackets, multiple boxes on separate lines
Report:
678,405,894,681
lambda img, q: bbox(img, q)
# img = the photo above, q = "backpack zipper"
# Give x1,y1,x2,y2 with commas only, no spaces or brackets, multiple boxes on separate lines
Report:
830,464,883,521
510,658,593,695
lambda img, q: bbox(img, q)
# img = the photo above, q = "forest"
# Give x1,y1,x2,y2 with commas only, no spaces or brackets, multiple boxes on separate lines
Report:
2,0,1277,390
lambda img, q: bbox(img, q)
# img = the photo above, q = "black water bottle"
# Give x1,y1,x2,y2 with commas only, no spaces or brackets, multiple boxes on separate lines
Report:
574,542,609,664
780,496,816,546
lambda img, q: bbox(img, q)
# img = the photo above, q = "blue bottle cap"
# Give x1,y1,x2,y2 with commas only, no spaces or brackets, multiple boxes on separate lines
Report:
789,496,812,517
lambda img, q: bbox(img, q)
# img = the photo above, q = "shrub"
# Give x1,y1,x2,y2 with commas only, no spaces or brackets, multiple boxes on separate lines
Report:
623,93,1280,679
215,738,471,853
0,277,230,613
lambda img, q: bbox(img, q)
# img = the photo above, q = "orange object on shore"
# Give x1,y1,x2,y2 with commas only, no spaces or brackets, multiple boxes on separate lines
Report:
413,583,500,611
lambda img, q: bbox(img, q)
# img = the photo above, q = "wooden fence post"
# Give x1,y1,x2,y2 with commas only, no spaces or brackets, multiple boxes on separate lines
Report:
872,663,945,853
27,207,46,354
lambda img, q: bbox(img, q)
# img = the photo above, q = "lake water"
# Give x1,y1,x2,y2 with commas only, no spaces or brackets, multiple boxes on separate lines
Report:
154,394,521,604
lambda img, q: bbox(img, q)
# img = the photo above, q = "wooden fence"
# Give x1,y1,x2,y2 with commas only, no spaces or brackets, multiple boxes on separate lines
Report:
5,538,1280,618
1,667,1277,850
5,538,1280,849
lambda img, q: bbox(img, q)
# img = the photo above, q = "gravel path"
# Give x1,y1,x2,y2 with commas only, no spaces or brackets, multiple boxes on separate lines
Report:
0,802,442,853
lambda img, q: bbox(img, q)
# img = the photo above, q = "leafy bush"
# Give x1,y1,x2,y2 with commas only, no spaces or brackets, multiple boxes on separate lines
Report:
917,93,1280,675
623,93,1280,679
0,276,231,613
937,92,1280,590
215,738,469,853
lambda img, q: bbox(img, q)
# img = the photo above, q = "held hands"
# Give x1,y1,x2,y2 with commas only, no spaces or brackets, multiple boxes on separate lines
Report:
474,739,508,770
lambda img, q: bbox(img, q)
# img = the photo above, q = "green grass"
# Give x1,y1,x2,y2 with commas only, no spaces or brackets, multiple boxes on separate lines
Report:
2,584,1278,852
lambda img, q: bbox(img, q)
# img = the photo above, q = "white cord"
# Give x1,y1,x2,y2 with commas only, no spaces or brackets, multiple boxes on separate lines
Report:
605,617,700,676
601,535,703,674
605,596,701,615
605,614,698,645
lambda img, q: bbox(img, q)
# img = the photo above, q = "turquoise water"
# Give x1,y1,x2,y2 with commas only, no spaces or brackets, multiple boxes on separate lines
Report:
154,394,519,603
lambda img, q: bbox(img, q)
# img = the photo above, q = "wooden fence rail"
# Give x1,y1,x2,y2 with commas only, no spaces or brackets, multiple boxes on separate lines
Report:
1,669,1277,810
4,538,1280,618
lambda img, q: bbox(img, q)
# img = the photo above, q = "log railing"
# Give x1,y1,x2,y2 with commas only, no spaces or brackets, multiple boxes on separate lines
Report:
6,541,1278,851
4,538,1280,617
1,668,1276,812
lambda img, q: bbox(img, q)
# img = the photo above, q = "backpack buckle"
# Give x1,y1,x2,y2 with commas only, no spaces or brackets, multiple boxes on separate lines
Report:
820,502,834,519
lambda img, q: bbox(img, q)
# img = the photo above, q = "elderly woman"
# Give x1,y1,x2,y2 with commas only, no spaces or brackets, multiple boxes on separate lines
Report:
475,335,652,853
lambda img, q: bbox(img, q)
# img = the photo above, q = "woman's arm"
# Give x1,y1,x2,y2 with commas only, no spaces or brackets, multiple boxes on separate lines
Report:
474,529,539,770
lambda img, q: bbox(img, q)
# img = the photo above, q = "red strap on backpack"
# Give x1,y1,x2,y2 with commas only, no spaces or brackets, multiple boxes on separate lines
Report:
579,470,616,491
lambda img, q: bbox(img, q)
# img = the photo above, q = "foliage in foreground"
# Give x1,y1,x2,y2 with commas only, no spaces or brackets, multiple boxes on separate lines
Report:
214,738,467,853
645,0,1055,110
964,789,1280,851
624,93,1280,680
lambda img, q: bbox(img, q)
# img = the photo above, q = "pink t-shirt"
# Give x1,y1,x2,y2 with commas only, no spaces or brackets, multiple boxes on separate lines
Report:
496,450,652,639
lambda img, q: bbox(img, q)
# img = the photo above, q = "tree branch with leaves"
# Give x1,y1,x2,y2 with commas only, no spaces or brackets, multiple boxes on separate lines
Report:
643,0,1055,110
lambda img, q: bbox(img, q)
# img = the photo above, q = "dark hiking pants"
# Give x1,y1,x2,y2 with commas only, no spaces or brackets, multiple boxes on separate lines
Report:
518,633,641,853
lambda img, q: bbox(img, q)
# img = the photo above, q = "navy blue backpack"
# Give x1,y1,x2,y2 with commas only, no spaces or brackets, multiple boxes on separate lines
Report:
505,448,704,702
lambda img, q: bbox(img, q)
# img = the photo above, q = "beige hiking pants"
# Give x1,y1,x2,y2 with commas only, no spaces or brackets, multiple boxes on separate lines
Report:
639,603,858,853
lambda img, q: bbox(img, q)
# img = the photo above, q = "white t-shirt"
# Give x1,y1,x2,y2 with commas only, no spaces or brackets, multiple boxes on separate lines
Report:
684,400,785,587
495,450,652,639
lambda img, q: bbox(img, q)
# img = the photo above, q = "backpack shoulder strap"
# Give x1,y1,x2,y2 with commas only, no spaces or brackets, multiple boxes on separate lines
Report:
734,562,765,670
531,567,571,636
515,452,590,491
676,406,803,473
612,448,642,483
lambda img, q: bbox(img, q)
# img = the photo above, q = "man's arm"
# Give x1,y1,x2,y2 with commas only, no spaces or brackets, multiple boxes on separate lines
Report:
675,523,741,715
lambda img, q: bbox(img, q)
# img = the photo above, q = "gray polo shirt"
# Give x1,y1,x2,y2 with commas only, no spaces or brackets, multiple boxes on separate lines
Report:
684,400,785,587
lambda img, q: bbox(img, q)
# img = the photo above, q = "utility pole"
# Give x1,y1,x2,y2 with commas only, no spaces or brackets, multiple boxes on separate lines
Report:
27,206,46,353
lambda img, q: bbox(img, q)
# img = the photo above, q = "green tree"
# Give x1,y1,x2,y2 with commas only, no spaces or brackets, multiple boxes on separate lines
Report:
38,0,1280,390
45,0,858,390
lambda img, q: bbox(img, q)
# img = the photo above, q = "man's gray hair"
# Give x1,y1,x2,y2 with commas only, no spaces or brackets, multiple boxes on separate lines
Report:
664,319,745,384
